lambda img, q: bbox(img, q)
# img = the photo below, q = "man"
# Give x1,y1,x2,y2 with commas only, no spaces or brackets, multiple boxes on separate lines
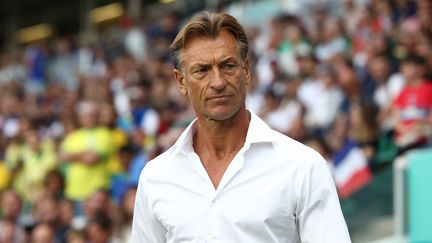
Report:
131,12,351,242
59,100,112,207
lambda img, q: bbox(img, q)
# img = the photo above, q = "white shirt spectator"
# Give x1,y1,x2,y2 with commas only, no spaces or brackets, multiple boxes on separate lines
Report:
298,80,344,129
131,113,351,243
374,73,406,130
374,73,406,109
315,37,347,61
124,27,148,63
263,99,302,133
78,46,107,78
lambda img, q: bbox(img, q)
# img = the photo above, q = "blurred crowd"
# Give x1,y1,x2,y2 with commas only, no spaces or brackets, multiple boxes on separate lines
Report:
0,0,431,242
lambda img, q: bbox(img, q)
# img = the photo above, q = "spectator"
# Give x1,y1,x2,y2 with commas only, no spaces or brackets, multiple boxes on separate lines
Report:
49,38,79,91
360,53,398,105
83,189,116,224
59,100,112,211
57,198,76,243
13,129,57,203
0,190,23,223
32,196,59,236
87,211,114,243
0,219,26,243
0,190,26,243
78,43,108,79
22,44,47,96
335,58,364,113
42,169,65,200
302,63,344,135
392,54,432,152
348,101,379,159
31,223,55,243
0,54,26,88
124,20,148,64
259,78,302,135
314,18,348,62
110,139,148,203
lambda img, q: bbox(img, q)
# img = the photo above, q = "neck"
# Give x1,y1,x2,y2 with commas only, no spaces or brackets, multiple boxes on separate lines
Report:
193,109,250,159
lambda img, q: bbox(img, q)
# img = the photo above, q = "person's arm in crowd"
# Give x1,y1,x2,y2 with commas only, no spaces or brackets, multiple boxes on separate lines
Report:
58,150,102,165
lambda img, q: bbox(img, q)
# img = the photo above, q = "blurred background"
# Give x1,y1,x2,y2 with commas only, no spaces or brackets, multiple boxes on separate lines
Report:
0,0,431,242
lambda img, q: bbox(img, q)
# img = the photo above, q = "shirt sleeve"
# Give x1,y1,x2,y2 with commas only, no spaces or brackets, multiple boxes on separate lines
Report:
130,176,167,243
296,152,352,243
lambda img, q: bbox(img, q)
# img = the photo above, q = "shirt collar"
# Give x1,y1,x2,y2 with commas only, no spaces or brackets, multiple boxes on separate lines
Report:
172,118,197,155
172,111,279,156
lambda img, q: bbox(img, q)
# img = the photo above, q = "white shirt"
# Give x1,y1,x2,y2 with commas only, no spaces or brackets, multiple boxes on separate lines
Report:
263,99,302,133
298,81,344,129
130,113,351,243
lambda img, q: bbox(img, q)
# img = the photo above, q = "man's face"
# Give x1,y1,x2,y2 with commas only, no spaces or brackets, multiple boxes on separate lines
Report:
78,107,98,129
174,30,250,121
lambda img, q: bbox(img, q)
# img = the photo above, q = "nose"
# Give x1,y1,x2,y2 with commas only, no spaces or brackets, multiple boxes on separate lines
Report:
209,68,227,90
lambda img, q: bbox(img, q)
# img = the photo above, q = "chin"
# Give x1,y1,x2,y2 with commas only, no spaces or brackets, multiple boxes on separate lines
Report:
205,114,232,121
204,107,242,121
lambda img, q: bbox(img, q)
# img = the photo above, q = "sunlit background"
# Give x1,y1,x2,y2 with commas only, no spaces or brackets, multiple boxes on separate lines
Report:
0,0,431,242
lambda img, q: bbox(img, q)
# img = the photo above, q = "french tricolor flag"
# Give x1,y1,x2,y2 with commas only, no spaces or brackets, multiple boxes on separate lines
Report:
330,139,373,199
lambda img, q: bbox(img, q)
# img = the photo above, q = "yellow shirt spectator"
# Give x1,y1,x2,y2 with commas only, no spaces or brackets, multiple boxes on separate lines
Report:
22,139,57,201
4,135,57,202
60,126,112,200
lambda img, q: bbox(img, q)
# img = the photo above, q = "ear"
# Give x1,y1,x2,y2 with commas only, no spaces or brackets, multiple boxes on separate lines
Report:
243,57,251,86
174,69,187,95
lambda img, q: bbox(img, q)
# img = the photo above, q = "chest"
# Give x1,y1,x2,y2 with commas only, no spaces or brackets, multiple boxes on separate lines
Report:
148,153,300,242
200,155,236,189
398,85,432,108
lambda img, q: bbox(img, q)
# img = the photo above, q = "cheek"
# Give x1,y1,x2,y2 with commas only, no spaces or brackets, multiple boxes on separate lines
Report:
238,78,249,96
188,82,206,99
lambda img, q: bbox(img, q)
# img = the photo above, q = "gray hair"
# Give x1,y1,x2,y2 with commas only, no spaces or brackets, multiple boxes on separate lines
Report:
170,11,249,70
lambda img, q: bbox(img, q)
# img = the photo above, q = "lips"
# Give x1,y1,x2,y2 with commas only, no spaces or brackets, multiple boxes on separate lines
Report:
206,94,234,100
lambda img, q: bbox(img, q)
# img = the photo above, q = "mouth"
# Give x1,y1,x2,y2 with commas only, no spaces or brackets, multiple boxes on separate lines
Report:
206,94,234,101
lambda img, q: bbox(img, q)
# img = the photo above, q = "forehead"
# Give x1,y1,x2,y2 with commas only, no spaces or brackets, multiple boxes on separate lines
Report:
181,30,240,66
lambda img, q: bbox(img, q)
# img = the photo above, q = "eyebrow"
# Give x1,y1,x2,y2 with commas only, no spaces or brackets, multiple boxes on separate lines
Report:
190,63,212,71
219,56,238,64
190,56,238,68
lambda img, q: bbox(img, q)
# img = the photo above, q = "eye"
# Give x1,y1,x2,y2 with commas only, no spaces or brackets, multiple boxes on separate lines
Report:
192,66,209,78
221,63,237,72
195,68,208,74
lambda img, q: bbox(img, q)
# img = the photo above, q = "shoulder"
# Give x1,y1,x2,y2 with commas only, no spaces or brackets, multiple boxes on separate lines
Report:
250,113,325,166
61,129,84,144
267,128,327,168
137,146,177,182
